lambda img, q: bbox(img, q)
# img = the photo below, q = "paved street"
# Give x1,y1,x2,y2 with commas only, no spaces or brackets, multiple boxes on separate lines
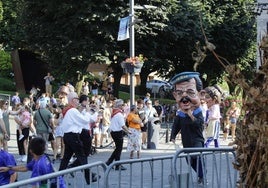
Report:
6,116,235,187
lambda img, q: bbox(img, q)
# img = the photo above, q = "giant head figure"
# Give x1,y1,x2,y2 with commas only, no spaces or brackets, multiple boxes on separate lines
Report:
170,72,203,111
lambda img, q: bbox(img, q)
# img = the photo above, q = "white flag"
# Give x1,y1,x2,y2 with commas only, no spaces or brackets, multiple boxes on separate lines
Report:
117,16,130,41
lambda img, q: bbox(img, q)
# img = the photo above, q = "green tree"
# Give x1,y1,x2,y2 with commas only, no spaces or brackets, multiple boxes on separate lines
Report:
19,0,177,97
0,50,12,77
158,0,256,90
0,0,25,50
0,0,256,97
198,0,256,91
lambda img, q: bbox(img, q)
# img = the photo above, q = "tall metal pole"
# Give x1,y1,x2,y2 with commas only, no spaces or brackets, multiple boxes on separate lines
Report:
129,0,135,106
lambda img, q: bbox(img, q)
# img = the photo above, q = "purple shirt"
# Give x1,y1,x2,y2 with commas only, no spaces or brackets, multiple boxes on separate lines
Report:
0,150,16,185
11,95,21,105
26,155,54,186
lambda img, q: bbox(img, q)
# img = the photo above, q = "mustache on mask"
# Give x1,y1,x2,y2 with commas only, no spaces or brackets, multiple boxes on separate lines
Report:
180,96,191,103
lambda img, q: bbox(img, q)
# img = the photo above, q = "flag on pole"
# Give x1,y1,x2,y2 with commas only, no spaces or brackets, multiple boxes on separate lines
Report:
117,16,130,41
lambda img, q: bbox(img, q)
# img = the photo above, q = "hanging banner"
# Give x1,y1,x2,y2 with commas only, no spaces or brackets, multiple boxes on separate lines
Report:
117,16,130,41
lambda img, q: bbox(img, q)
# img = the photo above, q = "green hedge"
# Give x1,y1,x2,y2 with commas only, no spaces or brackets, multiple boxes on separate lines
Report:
0,77,16,91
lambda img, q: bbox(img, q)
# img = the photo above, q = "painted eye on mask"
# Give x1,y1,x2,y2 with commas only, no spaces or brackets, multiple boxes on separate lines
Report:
175,89,197,98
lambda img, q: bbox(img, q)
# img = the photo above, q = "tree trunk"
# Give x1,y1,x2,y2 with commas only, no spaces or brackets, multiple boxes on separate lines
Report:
111,63,123,98
11,49,26,94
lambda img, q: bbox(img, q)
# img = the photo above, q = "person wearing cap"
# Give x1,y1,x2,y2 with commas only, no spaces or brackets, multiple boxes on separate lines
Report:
59,92,99,184
203,85,222,148
105,99,131,170
126,105,143,159
169,72,206,185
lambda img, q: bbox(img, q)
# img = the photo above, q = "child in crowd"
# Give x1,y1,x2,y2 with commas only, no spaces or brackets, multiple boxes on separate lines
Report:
0,134,17,185
18,105,31,141
0,137,65,187
204,85,222,148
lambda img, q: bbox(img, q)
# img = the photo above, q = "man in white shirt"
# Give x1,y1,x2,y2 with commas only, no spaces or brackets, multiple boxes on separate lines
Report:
105,99,131,170
59,92,99,184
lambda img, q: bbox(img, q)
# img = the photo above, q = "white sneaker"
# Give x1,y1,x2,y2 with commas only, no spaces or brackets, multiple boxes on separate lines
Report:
142,144,147,149
19,135,24,141
21,155,27,162
69,156,76,164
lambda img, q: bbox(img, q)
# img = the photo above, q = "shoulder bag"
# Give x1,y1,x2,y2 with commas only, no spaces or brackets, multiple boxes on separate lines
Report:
38,110,55,141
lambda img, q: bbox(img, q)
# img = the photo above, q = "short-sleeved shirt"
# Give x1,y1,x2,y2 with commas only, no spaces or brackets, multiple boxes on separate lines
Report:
109,112,125,132
34,109,53,133
27,155,54,186
0,150,16,185
127,112,141,130
11,96,21,105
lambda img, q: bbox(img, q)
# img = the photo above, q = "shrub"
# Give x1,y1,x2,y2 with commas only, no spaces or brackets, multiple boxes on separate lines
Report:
0,77,16,91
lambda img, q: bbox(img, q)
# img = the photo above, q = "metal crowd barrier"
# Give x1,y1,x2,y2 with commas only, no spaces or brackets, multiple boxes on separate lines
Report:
3,148,237,188
1,161,106,188
104,155,174,188
170,147,238,188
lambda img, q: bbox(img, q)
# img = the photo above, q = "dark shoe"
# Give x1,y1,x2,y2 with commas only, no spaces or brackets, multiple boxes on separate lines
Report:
85,173,100,184
92,173,100,182
56,154,61,159
115,165,127,171
67,164,73,169
198,177,208,185
69,172,75,178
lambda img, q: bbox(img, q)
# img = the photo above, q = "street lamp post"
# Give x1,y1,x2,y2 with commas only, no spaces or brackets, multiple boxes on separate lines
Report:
128,1,156,106
129,0,135,106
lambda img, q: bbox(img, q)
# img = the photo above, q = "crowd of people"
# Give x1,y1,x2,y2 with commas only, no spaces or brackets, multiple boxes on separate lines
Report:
0,75,170,186
0,71,241,186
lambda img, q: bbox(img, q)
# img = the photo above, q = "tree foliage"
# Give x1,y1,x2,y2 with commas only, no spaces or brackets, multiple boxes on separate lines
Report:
0,0,257,96
0,0,25,50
